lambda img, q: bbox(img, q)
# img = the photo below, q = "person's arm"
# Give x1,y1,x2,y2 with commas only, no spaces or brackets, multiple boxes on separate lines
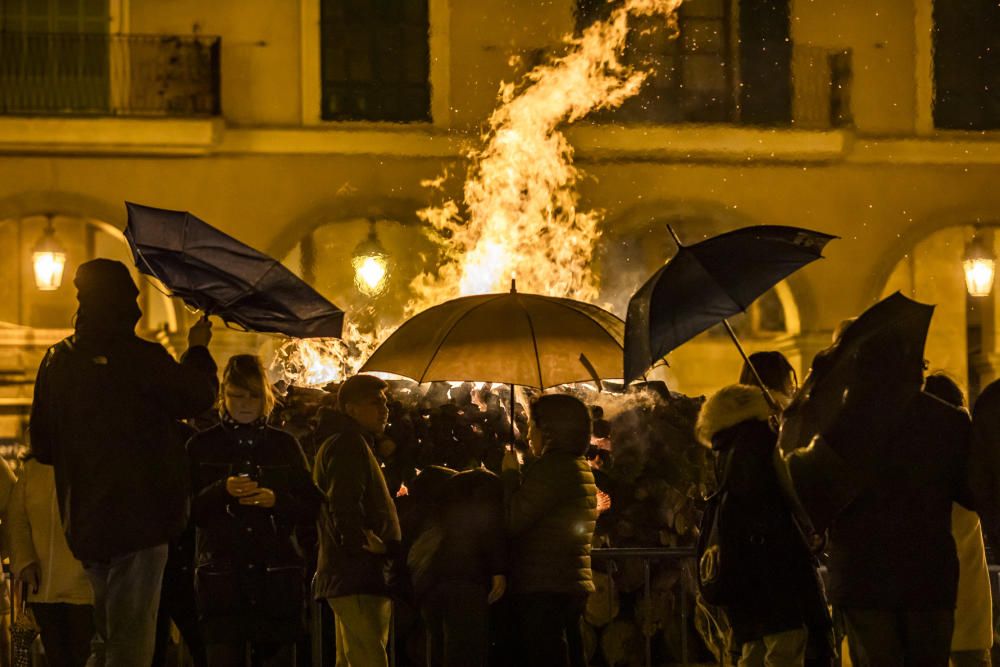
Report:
28,349,56,465
270,435,324,524
142,321,218,420
484,479,509,601
316,435,369,553
504,457,561,535
0,456,17,517
4,469,38,584
189,437,236,527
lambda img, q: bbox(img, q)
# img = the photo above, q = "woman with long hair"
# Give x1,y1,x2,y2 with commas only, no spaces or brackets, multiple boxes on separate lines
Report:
188,355,322,666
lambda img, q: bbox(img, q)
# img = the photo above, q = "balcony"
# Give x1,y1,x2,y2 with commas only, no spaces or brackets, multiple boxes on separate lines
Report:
0,32,221,117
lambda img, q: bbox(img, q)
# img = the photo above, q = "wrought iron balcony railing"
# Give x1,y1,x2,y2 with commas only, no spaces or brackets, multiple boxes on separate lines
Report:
0,32,220,117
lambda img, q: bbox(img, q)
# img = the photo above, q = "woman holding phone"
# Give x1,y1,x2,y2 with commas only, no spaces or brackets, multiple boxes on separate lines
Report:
188,355,322,667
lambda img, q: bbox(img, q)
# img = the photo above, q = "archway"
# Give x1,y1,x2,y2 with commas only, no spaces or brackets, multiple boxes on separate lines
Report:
878,223,996,402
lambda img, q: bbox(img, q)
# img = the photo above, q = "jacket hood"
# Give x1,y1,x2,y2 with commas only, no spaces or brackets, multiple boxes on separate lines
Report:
696,384,775,448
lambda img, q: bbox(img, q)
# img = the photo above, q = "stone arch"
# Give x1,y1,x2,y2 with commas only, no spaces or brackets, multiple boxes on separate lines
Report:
864,204,1000,306
267,196,428,260
0,191,179,331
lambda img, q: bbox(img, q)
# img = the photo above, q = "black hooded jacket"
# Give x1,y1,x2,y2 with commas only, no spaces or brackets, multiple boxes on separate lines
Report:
30,258,218,562
30,335,216,562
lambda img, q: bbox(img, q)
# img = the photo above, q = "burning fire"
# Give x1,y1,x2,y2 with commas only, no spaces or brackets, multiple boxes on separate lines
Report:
269,319,379,388
273,0,683,387
412,0,682,306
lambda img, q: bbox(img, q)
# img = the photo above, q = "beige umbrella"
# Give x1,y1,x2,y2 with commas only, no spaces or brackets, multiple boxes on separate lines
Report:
360,281,625,436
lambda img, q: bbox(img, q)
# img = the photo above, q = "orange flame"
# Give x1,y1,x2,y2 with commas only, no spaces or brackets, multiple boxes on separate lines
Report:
274,0,682,387
412,0,681,306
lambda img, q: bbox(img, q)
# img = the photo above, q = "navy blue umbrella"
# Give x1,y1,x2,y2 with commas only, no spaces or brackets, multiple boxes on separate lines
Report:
124,202,344,339
624,225,835,391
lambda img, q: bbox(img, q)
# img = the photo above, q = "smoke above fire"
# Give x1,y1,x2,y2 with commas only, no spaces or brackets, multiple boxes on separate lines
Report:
271,0,683,388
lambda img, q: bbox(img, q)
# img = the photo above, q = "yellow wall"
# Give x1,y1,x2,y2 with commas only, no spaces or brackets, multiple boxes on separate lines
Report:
1,0,998,402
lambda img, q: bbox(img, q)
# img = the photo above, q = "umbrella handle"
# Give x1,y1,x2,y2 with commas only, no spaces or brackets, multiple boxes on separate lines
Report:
508,383,516,451
722,320,781,414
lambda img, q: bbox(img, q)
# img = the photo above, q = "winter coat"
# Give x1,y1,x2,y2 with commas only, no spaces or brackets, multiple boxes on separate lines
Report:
313,414,402,600
188,422,322,643
5,460,92,605
696,384,831,647
30,334,217,562
951,504,993,651
408,468,507,599
825,390,973,610
503,443,597,596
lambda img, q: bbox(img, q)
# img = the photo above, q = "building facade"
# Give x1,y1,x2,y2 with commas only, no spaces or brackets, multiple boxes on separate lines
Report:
0,0,998,444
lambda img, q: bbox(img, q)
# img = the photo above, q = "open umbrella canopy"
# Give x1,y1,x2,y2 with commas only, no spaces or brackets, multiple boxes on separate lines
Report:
624,225,836,383
360,285,624,389
125,202,344,339
776,291,935,532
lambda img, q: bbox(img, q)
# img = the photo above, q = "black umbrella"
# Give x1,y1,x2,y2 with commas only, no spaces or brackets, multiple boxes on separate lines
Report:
124,202,344,338
624,225,836,398
775,291,934,532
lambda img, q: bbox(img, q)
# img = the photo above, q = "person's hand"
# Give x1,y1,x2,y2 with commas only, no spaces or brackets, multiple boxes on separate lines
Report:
501,449,520,473
238,487,276,509
596,490,612,515
488,574,506,604
361,529,387,555
225,475,259,498
188,316,213,348
18,562,40,595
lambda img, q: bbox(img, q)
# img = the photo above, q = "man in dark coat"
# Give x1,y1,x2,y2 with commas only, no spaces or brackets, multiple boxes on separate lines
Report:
501,394,597,667
313,374,401,667
29,259,217,667
818,332,975,666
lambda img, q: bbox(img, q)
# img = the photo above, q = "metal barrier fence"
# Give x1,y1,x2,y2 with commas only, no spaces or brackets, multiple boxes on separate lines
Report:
592,547,697,667
0,32,221,116
306,547,698,667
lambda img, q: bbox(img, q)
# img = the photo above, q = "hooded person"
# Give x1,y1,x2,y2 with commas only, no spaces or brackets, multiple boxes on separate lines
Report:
30,258,218,667
696,351,833,667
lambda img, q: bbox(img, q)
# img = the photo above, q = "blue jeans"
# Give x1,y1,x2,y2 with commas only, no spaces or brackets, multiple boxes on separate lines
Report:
84,544,169,667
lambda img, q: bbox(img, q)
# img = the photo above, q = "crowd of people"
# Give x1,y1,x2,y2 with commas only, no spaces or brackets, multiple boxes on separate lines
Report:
1,256,998,667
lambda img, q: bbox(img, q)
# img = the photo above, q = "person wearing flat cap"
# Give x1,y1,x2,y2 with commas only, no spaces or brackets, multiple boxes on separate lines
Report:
29,258,218,667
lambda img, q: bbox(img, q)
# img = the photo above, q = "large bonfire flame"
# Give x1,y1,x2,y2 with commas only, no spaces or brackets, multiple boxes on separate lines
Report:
272,0,682,388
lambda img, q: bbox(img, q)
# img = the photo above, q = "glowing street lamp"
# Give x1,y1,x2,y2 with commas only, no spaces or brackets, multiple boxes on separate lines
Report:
964,233,995,298
33,217,66,291
352,220,391,297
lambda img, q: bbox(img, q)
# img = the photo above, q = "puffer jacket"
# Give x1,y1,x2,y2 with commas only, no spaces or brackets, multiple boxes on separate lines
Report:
504,444,597,595
696,384,831,649
5,459,92,605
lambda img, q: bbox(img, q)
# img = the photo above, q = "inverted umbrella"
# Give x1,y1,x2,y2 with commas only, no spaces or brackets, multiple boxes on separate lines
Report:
624,225,836,400
124,202,344,339
360,281,625,436
775,291,934,532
